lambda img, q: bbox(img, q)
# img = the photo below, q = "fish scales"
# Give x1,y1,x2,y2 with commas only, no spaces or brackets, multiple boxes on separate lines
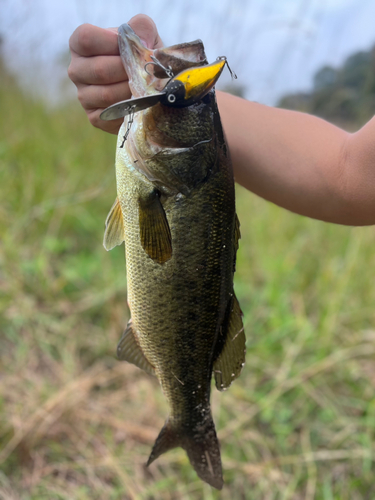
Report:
103,24,246,490
118,101,235,398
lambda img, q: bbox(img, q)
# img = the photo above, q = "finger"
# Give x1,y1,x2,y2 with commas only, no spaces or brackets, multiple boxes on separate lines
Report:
77,81,130,110
70,24,119,56
87,109,123,134
68,55,127,85
128,14,164,49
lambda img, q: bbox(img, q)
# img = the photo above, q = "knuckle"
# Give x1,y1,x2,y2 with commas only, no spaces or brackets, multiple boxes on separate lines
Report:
90,115,99,128
67,63,77,82
89,112,101,129
92,58,107,83
88,110,120,134
68,30,77,51
75,23,94,54
77,87,86,104
100,86,113,106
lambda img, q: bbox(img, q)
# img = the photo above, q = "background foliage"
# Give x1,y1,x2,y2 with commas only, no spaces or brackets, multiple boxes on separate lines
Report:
1,50,375,499
278,45,375,129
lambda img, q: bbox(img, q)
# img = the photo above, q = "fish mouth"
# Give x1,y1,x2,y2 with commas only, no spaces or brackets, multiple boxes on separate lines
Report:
161,59,227,107
118,24,208,97
118,24,154,98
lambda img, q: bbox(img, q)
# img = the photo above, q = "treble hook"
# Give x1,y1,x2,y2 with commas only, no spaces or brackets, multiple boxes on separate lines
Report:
144,56,174,79
216,56,237,80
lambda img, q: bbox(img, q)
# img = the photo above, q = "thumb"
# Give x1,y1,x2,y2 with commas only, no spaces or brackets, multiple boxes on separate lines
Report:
128,14,164,50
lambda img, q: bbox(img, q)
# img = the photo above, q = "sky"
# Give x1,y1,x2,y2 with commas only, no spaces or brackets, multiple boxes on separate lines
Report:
1,0,375,106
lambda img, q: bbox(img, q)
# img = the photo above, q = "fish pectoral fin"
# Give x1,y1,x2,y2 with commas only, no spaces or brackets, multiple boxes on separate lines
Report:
103,197,125,251
138,190,172,264
213,293,246,391
117,320,155,376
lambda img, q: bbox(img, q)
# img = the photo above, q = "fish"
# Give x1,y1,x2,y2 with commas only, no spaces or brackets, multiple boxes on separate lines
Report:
102,24,246,490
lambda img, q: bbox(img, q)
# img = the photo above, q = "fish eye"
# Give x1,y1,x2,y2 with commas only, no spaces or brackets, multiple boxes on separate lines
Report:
161,80,186,107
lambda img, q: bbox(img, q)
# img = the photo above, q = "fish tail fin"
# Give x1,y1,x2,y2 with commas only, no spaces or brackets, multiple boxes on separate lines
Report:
184,416,223,490
146,420,180,465
147,415,223,490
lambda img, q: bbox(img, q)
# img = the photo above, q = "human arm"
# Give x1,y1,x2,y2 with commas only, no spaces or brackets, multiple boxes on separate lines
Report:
217,92,375,225
68,17,375,226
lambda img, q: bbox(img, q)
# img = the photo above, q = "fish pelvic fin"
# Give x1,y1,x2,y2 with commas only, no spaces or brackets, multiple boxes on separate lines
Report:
117,320,156,376
147,414,223,490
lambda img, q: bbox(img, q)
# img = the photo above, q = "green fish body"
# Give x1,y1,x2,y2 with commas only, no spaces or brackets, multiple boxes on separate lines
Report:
104,24,246,490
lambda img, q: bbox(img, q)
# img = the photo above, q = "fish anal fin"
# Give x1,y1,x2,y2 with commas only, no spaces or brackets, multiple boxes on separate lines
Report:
117,320,155,376
103,197,125,251
213,293,246,391
139,190,172,264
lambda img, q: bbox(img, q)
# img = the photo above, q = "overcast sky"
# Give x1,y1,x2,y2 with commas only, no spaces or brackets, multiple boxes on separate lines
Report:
1,0,375,105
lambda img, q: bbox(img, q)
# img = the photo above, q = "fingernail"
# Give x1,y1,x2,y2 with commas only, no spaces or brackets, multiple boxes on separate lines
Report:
140,38,150,48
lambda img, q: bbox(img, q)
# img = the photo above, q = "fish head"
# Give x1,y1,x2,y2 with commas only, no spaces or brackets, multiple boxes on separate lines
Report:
98,25,227,121
119,23,209,97
117,24,227,197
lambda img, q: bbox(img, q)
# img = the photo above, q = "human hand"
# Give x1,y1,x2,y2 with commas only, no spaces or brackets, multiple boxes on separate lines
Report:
68,14,164,135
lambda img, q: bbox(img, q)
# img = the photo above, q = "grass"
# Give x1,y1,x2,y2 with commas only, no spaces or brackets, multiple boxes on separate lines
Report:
1,68,375,499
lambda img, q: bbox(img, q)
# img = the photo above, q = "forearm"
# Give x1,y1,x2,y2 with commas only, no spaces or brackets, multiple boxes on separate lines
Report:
217,91,375,225
69,21,375,226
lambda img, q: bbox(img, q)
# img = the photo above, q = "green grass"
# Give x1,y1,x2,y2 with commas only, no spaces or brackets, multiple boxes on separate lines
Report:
2,71,375,499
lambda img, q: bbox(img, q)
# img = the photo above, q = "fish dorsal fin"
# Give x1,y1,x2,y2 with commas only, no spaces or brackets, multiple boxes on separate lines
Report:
117,320,155,376
103,198,125,251
138,190,172,264
213,293,246,391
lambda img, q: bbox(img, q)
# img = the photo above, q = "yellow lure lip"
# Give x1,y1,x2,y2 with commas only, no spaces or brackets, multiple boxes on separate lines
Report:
173,59,226,101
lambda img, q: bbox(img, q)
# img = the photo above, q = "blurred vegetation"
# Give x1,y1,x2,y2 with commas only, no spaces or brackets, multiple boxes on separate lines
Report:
278,45,375,129
1,49,375,500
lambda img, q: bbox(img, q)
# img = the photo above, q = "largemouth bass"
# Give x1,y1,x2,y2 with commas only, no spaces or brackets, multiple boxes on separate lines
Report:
103,24,246,490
